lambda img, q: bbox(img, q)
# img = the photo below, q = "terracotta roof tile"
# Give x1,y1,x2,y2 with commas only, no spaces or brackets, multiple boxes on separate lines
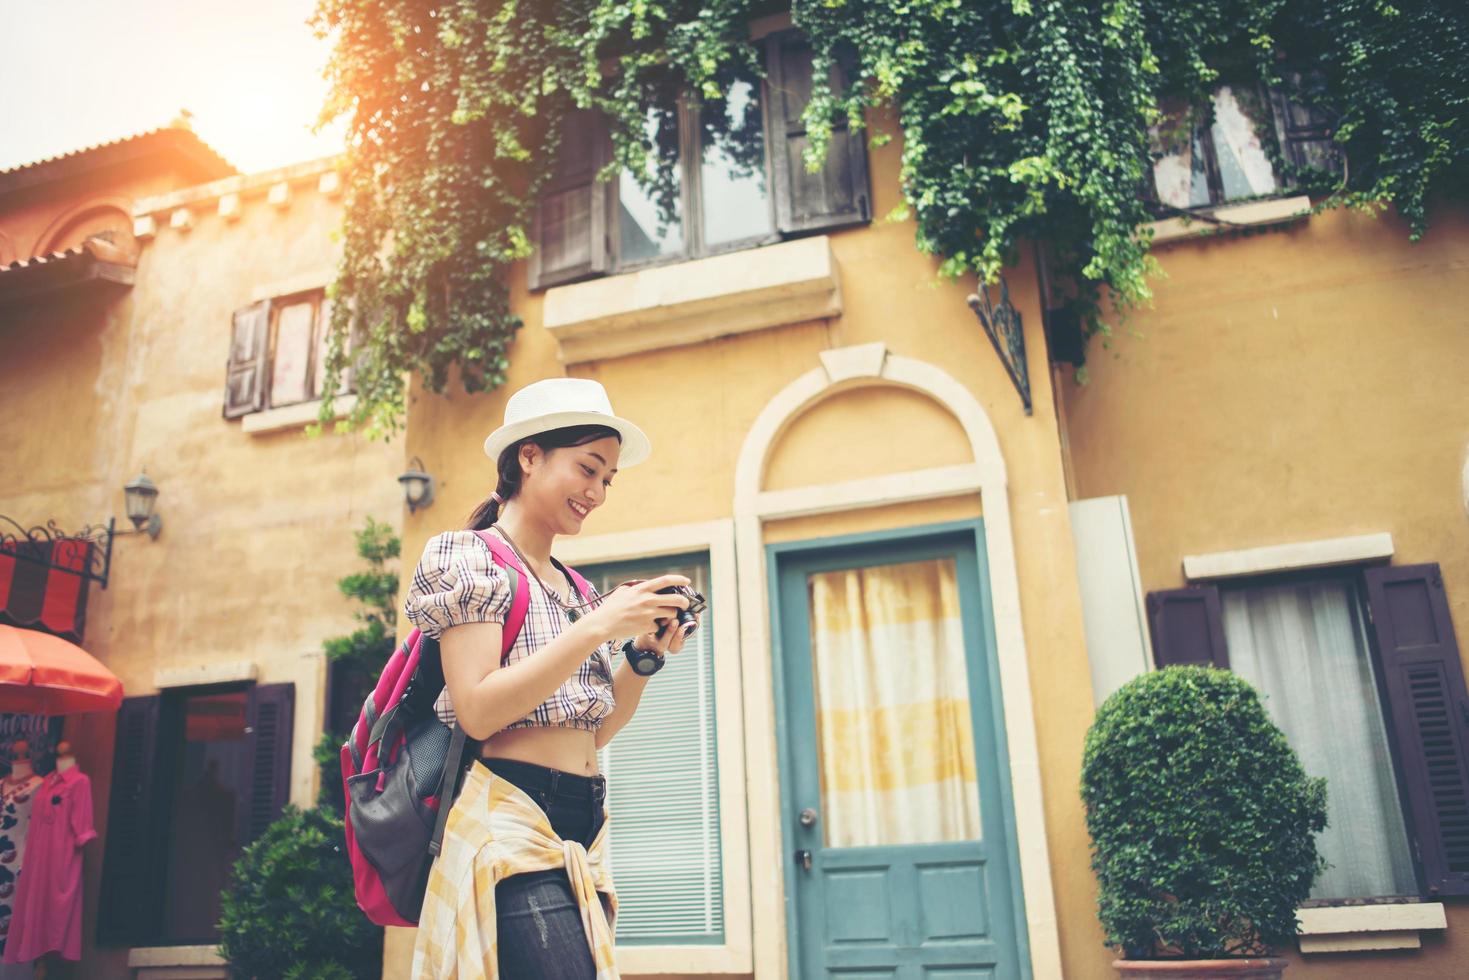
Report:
0,126,236,194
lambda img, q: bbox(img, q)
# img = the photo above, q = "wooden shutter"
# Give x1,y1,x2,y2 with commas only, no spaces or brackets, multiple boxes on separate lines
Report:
1364,564,1469,896
530,109,611,290
1146,586,1229,669
1266,75,1343,181
238,683,295,846
223,300,270,418
766,30,871,234
97,695,162,945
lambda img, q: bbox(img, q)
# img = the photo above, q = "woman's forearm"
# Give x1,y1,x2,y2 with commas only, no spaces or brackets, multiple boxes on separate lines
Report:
453,617,610,739
595,657,652,749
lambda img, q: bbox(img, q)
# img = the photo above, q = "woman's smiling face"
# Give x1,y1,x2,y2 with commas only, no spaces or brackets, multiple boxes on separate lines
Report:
521,434,622,534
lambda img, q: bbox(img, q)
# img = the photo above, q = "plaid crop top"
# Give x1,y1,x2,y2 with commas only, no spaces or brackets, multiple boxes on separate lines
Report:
404,529,616,733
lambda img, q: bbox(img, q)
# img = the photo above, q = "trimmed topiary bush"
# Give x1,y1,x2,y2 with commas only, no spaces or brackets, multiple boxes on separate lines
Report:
1081,666,1328,959
217,805,382,980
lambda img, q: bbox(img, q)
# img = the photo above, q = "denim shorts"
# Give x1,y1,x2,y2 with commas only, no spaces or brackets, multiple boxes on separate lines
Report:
479,757,608,978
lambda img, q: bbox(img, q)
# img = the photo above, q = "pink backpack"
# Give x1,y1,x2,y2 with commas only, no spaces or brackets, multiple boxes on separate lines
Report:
339,529,594,927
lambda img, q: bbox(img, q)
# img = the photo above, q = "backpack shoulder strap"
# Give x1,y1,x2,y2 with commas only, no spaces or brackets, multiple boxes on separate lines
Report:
470,530,529,661
557,560,595,603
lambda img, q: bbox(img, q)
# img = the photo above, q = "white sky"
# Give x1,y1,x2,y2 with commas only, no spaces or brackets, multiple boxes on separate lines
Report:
0,0,345,175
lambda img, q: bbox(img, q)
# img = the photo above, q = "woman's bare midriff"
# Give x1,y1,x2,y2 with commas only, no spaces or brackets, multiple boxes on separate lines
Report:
481,725,601,777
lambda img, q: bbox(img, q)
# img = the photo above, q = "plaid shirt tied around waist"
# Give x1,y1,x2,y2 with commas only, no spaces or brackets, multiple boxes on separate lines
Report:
411,763,619,978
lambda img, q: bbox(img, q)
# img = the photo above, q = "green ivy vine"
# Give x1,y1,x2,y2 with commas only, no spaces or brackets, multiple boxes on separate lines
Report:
312,0,1467,436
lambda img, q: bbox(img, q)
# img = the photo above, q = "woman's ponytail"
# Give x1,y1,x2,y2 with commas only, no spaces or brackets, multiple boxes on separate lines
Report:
466,444,526,530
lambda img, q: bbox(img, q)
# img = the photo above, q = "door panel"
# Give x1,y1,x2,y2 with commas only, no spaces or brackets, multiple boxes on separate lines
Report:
773,526,1026,979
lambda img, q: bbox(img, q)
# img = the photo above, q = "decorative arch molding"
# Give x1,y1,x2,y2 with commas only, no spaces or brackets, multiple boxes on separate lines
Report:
31,197,136,258
732,341,1063,979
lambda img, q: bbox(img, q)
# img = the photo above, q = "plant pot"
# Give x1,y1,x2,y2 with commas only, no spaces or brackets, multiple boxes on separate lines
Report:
1113,959,1288,980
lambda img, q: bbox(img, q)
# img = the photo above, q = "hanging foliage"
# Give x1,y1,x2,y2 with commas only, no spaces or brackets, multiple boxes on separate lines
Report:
312,0,1467,435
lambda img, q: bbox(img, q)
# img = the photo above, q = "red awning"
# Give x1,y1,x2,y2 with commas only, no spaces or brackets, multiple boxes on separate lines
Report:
0,624,123,714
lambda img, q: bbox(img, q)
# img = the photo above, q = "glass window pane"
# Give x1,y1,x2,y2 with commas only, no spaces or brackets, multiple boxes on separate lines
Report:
618,108,683,264
808,558,981,848
161,690,250,942
700,78,772,247
270,300,315,406
312,297,333,398
1150,99,1210,209
1210,86,1281,202
588,557,722,943
1223,579,1417,899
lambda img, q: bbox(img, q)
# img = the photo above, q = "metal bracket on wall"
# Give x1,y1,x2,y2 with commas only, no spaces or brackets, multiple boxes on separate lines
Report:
0,514,115,589
967,275,1031,415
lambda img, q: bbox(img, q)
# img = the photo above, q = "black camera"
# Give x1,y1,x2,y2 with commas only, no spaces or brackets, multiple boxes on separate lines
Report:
656,585,707,637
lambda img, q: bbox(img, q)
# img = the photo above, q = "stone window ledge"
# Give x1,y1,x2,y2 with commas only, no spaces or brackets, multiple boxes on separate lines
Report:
241,394,356,435
541,235,842,364
1297,901,1447,954
1147,195,1313,246
1183,532,1394,581
128,944,227,978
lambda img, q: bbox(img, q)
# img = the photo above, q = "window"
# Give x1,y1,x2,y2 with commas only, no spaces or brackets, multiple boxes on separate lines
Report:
97,683,295,946
1222,575,1416,899
530,29,870,289
585,554,724,944
1147,79,1340,212
223,290,354,420
1148,564,1469,900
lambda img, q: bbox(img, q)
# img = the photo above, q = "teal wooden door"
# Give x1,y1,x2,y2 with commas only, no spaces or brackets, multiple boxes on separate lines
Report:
770,523,1029,979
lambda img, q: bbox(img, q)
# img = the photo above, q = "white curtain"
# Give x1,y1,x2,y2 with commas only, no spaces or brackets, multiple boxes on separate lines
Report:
808,558,981,848
1223,579,1417,898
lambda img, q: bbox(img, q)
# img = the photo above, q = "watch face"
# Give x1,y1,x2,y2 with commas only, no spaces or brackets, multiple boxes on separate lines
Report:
632,650,662,675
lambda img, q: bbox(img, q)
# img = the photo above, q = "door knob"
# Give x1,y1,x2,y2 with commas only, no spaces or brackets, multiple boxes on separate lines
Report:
799,807,819,827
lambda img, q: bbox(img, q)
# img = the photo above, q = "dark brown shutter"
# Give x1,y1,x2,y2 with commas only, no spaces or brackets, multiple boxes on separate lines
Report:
1266,75,1343,181
1364,564,1469,896
529,109,610,290
223,300,271,418
1,543,49,627
97,695,162,946
238,683,295,846
1146,586,1230,669
766,30,871,234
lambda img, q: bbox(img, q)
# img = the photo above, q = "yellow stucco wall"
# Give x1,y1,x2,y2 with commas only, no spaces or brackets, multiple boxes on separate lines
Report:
0,173,404,977
387,105,1107,979
1061,204,1469,976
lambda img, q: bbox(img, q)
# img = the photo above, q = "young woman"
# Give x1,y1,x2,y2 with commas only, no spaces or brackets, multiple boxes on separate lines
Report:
404,378,694,979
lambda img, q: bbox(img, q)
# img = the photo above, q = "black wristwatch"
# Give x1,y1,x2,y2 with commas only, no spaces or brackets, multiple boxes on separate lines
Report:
622,639,666,676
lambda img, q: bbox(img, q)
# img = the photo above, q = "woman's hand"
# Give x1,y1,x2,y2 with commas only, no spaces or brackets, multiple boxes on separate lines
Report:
584,574,692,646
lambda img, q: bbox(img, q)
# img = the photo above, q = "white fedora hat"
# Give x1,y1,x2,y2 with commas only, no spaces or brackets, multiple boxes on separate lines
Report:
483,378,651,468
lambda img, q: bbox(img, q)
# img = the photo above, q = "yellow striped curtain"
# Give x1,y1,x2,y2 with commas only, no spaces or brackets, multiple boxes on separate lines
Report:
808,558,981,848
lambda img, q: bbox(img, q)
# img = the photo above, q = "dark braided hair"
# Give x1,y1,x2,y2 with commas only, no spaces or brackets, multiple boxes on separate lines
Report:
466,424,622,530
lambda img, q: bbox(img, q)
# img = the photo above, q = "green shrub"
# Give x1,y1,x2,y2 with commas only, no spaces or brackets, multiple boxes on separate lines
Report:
1081,666,1328,959
217,805,382,979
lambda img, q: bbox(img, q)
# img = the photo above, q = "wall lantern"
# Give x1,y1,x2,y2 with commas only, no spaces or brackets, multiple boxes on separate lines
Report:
121,471,162,540
399,457,436,513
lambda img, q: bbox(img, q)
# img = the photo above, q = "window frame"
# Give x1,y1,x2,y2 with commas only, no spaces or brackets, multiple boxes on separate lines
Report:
1150,563,1462,904
550,519,751,974
1145,80,1339,216
530,27,870,293
264,288,333,411
608,87,783,276
224,287,355,422
97,682,296,948
1218,567,1424,903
